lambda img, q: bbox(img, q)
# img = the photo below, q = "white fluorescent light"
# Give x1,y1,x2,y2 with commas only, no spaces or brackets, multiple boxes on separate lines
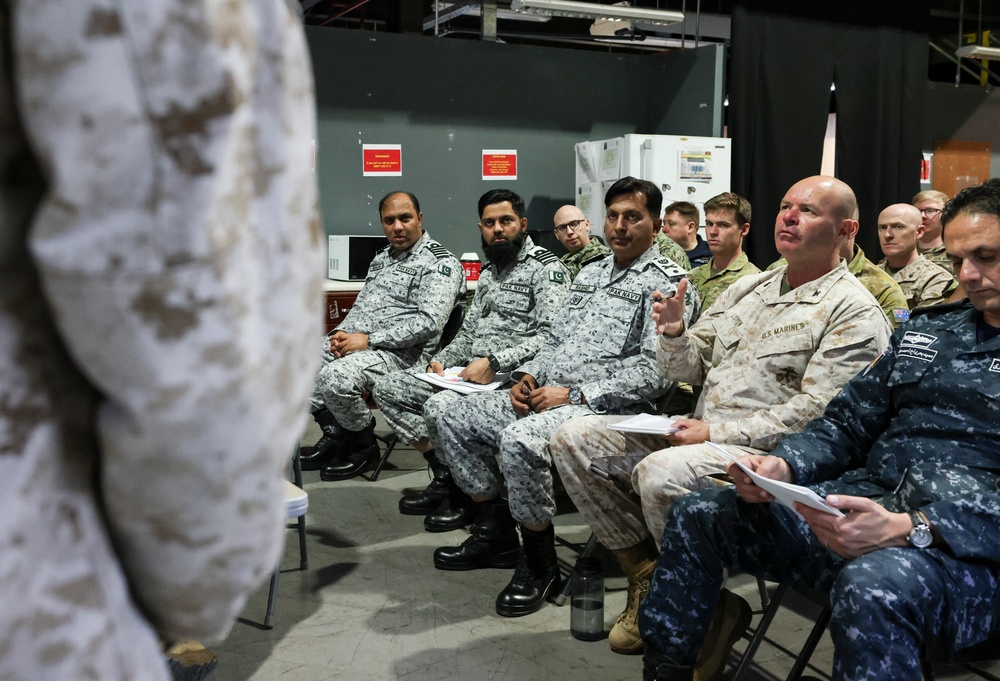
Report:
511,0,684,27
956,44,1000,61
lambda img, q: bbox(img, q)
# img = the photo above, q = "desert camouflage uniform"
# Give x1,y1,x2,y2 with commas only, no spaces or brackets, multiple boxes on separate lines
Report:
655,231,691,269
436,246,698,525
0,2,323,680
560,238,611,279
372,237,570,449
919,242,953,273
640,301,1000,679
552,262,892,550
879,254,958,310
687,252,761,313
312,232,464,431
769,245,910,327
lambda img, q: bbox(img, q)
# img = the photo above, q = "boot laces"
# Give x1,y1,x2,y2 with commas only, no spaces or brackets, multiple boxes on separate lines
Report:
618,575,650,626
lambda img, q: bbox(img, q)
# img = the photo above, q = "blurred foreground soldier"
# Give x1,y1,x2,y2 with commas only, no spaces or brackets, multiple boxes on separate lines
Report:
638,178,1000,681
877,203,957,309
552,204,610,278
372,189,569,528
304,191,465,481
0,2,323,680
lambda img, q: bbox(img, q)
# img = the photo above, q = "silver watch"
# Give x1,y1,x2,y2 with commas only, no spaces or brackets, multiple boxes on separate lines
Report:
907,511,933,548
568,387,583,405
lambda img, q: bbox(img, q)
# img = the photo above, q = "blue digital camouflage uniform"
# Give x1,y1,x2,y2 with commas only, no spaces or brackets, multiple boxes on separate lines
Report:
371,237,570,451
312,232,464,431
639,300,1000,680
436,245,698,525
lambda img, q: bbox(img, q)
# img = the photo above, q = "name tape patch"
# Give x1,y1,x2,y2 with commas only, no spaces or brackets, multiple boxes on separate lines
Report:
898,346,938,363
500,282,531,295
571,283,597,293
608,287,641,303
396,265,418,276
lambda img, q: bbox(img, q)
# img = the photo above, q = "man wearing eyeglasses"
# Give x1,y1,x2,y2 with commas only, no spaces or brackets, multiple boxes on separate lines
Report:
552,205,611,278
913,190,953,272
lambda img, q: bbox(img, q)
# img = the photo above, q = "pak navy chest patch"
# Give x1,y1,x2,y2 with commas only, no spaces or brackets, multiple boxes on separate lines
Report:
898,330,939,362
500,282,530,295
396,265,418,276
608,287,641,303
990,359,1000,373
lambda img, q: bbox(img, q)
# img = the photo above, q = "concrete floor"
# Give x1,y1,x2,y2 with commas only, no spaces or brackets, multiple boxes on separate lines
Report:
206,418,999,681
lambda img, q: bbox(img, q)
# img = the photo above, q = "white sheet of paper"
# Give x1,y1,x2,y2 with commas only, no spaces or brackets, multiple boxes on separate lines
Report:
606,413,679,435
706,442,844,517
414,367,509,395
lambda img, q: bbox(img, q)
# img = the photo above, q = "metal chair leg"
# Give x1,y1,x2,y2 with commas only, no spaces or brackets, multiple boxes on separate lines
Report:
263,568,279,630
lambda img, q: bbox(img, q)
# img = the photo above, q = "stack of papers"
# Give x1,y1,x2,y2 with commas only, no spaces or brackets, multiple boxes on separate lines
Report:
414,367,509,395
706,442,843,517
606,414,679,435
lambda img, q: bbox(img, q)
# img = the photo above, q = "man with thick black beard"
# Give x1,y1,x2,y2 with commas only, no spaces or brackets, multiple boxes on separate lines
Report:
372,189,570,527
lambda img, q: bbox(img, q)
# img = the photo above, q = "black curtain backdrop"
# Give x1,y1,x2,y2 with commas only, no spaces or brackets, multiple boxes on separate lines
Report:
730,1,929,267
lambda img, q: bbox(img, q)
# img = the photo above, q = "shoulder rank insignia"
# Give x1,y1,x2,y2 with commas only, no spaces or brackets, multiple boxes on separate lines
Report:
649,258,686,279
529,247,559,265
426,240,454,260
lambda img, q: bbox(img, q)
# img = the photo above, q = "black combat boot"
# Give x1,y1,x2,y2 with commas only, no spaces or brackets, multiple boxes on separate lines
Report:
319,419,380,481
433,498,521,571
399,451,454,515
423,482,476,532
495,524,561,617
642,646,695,681
300,409,344,471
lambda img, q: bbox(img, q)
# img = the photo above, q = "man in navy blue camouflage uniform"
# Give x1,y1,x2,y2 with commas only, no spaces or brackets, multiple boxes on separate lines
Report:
638,177,1000,681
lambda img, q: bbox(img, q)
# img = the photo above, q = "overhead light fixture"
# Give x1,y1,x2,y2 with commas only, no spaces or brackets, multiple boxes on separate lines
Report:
510,0,684,27
956,44,1000,61
426,1,552,30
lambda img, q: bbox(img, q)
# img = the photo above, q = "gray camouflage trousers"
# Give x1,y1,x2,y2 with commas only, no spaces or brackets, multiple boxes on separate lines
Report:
436,390,594,525
311,349,407,431
638,485,1000,679
551,414,754,550
371,371,462,450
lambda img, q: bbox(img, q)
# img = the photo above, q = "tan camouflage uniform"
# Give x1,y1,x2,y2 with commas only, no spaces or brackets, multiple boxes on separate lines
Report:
312,232,464,431
878,254,958,310
372,237,570,450
769,245,909,327
551,263,892,549
687,252,761,313
655,231,691,270
560,238,611,279
918,242,954,273
0,2,323,679
436,246,698,525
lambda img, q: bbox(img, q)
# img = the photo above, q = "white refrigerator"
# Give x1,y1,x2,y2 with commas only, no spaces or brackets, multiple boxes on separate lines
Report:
575,134,733,230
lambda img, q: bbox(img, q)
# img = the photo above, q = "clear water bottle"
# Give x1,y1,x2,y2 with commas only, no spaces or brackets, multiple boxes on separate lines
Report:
570,556,604,641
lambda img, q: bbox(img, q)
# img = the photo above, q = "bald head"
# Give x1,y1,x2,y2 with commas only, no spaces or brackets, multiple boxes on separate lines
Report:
553,204,591,253
878,203,924,268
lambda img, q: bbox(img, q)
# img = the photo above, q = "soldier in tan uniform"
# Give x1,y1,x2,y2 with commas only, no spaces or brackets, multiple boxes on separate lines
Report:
686,192,761,312
553,204,611,278
0,2,323,680
550,176,892,664
913,189,953,272
877,203,958,309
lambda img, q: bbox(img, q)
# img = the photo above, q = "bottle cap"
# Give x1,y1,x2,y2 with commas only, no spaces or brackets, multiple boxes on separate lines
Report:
460,252,480,261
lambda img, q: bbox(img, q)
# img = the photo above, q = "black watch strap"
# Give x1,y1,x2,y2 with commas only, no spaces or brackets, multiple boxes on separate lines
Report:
487,354,501,372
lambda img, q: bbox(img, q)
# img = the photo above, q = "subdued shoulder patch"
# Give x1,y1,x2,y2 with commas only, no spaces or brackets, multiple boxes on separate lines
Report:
529,247,559,265
426,240,454,260
649,258,686,279
893,308,910,324
549,270,566,284
438,263,453,277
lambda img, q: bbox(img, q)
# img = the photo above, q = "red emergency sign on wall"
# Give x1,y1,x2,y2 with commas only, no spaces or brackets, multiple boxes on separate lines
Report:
363,144,402,176
482,149,518,180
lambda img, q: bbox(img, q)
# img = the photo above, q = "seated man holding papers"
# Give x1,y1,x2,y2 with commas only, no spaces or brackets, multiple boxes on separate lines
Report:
372,189,569,528
549,176,892,665
639,178,1000,681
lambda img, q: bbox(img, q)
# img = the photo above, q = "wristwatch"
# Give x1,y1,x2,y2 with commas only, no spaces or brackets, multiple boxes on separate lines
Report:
487,354,501,373
568,387,583,405
907,510,933,548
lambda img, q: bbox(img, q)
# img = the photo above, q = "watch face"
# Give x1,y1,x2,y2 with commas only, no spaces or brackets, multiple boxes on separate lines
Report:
568,388,581,404
909,526,933,548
